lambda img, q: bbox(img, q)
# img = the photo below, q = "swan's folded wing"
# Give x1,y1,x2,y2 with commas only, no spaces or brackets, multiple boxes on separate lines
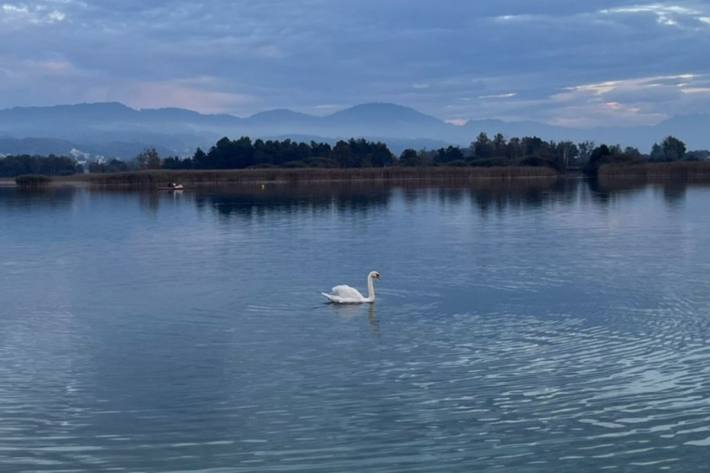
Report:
322,292,345,303
331,285,362,300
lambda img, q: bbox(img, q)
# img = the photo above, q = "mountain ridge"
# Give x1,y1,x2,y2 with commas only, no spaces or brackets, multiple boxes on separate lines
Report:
0,102,708,159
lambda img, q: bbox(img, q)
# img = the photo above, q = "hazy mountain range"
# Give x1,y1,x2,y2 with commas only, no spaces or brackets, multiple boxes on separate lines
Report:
0,102,708,159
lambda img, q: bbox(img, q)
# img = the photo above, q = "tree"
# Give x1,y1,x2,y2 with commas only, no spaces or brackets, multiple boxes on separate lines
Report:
399,149,420,167
162,156,192,169
192,147,207,168
521,136,551,159
623,147,642,160
584,144,612,175
370,142,395,167
435,146,464,165
578,141,595,163
661,136,686,161
472,132,494,159
650,137,686,162
583,144,643,175
554,141,579,171
492,133,507,157
332,140,354,168
686,150,710,161
650,143,664,161
0,155,81,177
135,148,161,169
506,137,523,160
417,149,436,166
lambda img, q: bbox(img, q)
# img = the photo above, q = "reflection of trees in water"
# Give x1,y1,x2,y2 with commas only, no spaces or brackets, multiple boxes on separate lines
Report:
137,191,162,215
464,178,577,215
193,183,392,221
591,177,695,208
414,178,700,214
3,178,704,229
195,180,587,221
57,177,707,223
0,187,77,211
660,182,687,207
437,187,466,206
89,189,185,216
192,179,629,221
587,177,645,206
388,178,574,216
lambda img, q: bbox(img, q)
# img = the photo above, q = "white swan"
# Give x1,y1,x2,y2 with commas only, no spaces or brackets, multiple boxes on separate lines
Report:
322,271,381,304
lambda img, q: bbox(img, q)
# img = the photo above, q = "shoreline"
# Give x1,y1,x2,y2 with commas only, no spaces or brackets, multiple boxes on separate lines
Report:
52,166,560,187
3,161,710,189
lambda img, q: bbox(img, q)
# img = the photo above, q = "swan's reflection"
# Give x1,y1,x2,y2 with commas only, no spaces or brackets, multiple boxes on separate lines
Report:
368,304,380,338
329,303,380,338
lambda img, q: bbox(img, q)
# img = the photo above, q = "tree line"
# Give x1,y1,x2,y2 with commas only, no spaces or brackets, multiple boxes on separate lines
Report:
1,134,708,178
0,155,82,177
161,138,395,170
156,134,707,175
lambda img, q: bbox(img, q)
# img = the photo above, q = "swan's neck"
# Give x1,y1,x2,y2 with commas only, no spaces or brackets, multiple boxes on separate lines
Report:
366,275,376,302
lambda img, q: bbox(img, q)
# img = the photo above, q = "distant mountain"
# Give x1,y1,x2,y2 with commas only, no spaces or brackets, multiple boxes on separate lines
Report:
247,109,321,136
0,137,175,160
0,137,81,157
249,109,316,124
0,101,708,159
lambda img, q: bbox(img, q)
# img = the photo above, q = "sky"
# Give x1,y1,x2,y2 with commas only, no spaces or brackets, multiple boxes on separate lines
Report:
1,0,709,127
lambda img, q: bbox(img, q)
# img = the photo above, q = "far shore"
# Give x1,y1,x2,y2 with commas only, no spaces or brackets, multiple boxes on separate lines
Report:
4,161,710,189
37,166,560,187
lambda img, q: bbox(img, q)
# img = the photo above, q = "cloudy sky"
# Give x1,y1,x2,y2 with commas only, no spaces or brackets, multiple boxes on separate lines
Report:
1,0,709,126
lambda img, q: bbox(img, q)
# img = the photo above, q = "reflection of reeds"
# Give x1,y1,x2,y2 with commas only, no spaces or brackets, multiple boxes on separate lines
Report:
60,167,558,187
599,162,710,181
15,174,52,187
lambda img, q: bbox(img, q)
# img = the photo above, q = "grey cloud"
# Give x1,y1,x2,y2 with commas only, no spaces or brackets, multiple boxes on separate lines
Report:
0,0,708,126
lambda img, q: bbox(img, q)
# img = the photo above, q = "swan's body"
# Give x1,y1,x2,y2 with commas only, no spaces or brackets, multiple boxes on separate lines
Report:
322,271,381,304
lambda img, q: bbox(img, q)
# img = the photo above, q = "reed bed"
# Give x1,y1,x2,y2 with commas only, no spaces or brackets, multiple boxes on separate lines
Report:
61,166,559,187
599,161,710,181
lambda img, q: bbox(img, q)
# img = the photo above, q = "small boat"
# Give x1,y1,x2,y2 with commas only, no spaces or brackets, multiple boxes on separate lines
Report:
159,182,184,191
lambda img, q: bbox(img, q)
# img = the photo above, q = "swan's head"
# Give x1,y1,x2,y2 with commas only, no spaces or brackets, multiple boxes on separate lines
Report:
369,271,381,280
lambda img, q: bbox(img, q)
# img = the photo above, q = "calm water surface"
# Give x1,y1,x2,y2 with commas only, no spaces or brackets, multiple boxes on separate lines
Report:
1,179,710,472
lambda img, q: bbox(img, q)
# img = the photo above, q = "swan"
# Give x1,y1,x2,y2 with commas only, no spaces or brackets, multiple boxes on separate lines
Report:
322,271,381,304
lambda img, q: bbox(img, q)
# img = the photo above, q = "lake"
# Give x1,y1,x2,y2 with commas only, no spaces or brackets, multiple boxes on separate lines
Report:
1,179,710,472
